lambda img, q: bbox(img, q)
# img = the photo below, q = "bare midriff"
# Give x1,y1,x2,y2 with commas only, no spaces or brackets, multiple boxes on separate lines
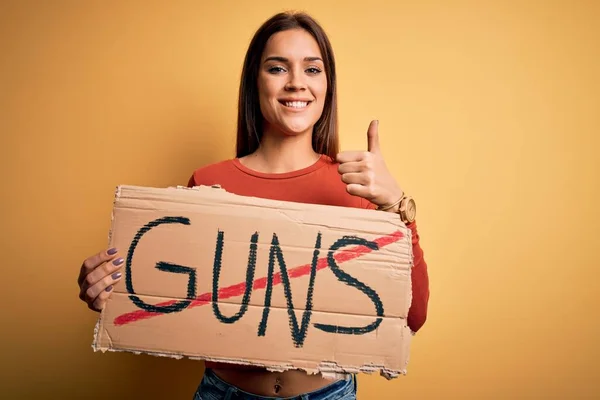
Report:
211,364,339,397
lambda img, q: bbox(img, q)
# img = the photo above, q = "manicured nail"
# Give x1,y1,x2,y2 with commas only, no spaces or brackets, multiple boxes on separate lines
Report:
107,248,118,255
112,257,124,266
112,272,122,280
105,285,113,292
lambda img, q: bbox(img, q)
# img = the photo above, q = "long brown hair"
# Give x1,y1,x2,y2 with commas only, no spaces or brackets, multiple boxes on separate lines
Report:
235,11,339,159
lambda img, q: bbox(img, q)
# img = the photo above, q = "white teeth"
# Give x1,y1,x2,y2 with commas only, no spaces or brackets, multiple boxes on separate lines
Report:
284,101,308,108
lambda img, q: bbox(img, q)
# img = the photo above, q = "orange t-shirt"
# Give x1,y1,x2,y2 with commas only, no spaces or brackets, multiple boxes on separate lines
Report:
187,155,430,370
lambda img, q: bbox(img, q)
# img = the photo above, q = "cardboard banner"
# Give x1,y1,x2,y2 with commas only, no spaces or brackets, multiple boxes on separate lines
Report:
92,185,414,379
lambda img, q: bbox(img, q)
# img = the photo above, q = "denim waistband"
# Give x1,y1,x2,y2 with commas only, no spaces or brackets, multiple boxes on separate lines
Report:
196,368,356,400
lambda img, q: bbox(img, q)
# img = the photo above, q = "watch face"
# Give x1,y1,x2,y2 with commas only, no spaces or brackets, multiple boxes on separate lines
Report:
405,198,416,222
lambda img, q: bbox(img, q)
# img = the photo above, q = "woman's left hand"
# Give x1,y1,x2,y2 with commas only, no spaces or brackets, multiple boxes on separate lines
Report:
336,120,404,211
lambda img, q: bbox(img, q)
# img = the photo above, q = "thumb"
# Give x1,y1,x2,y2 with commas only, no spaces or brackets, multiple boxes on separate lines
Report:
367,120,380,153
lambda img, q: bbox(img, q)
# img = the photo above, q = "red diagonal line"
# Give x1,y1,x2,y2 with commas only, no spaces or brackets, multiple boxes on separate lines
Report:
113,230,404,326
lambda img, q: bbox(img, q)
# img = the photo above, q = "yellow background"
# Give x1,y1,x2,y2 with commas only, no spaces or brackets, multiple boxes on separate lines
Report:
2,0,598,398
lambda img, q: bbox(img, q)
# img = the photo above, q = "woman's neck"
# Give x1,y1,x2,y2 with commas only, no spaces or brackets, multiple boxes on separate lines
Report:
239,129,320,174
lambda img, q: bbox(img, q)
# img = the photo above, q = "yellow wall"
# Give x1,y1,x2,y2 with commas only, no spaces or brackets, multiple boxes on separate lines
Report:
2,1,598,398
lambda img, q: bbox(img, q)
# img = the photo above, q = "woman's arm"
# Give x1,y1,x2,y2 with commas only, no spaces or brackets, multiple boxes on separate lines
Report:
405,220,429,333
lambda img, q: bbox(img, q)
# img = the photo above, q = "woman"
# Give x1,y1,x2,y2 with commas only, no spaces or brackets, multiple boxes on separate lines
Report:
77,11,430,400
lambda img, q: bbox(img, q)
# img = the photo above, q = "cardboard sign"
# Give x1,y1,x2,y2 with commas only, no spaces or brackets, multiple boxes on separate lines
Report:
92,185,414,379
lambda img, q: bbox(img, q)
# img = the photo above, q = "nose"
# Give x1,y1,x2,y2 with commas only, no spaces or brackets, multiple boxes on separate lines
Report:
285,68,307,91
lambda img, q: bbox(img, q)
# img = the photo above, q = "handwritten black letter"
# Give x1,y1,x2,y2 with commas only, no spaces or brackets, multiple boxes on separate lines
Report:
258,232,322,347
313,236,384,335
126,216,197,313
212,230,259,323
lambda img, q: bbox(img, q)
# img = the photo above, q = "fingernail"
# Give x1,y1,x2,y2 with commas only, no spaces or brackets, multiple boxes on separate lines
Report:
112,257,124,266
107,248,118,255
105,285,113,292
112,272,122,280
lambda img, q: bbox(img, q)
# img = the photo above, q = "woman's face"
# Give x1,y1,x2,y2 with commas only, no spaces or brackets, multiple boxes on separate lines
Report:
257,28,327,138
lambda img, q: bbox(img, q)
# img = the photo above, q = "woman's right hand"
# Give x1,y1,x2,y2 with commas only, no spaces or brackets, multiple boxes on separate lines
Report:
78,248,124,312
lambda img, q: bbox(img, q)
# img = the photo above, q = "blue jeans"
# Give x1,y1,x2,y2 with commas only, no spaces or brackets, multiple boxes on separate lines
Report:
193,369,357,400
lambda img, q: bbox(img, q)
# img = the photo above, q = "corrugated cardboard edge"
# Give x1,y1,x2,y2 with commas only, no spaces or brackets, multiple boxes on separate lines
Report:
91,342,408,380
91,184,413,380
91,184,121,358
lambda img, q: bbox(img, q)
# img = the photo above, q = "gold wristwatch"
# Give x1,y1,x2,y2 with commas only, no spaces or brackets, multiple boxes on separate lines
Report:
378,194,417,224
397,195,416,224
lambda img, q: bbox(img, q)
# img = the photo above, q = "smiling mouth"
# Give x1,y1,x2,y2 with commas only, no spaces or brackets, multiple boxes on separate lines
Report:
279,100,312,109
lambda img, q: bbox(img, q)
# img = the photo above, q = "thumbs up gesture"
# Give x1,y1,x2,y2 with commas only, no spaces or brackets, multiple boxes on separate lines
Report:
336,120,404,211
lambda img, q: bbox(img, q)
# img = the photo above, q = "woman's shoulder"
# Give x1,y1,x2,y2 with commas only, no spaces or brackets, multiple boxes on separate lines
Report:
316,154,347,179
187,158,237,186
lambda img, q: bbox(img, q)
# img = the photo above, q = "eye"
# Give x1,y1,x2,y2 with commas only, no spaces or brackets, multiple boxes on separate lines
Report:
306,67,322,75
267,66,286,74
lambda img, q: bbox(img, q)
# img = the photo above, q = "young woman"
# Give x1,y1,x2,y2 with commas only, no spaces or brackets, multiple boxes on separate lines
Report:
77,11,430,400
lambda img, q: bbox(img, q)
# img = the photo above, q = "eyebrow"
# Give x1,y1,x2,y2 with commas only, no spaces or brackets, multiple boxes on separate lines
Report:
263,56,323,63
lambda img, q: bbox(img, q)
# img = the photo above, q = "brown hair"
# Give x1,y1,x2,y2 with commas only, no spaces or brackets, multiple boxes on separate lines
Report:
235,11,339,158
